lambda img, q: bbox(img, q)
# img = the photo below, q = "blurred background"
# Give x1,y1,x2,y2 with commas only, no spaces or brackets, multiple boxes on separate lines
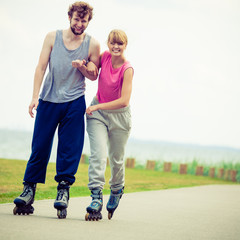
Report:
0,0,240,165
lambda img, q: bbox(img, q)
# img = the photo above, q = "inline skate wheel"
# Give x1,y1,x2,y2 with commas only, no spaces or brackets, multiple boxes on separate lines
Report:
108,212,113,220
13,205,34,215
13,206,18,215
85,213,90,221
85,212,102,221
57,209,67,219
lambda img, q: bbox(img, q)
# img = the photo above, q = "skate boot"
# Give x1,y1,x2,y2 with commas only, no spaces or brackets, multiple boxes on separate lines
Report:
54,181,70,219
106,187,124,220
85,189,103,221
13,182,36,215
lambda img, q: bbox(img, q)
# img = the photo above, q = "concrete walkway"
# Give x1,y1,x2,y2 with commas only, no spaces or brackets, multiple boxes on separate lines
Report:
0,185,240,240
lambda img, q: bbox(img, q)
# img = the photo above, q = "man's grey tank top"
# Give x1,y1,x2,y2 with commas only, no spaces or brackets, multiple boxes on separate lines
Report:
40,30,91,103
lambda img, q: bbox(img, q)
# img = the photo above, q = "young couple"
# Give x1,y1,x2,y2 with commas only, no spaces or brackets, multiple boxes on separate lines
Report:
13,1,134,221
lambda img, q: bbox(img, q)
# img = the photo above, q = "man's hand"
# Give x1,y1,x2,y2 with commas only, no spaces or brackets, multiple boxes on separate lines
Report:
72,59,87,69
29,98,39,118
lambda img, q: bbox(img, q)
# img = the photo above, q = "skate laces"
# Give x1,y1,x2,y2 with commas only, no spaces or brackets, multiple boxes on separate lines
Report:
91,189,102,200
109,189,123,205
89,189,103,206
56,189,68,201
20,186,32,197
91,193,102,200
108,195,116,205
108,194,119,205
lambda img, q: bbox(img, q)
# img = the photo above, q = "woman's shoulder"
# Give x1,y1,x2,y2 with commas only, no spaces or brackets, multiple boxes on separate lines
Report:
102,50,111,59
121,61,134,77
123,60,133,70
101,51,111,64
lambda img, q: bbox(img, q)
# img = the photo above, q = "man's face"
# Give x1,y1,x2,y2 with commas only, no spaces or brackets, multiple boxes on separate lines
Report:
69,11,89,35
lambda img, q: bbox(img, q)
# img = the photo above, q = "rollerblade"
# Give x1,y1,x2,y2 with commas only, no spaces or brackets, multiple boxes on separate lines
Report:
106,187,124,220
85,189,103,221
54,181,70,219
13,182,36,215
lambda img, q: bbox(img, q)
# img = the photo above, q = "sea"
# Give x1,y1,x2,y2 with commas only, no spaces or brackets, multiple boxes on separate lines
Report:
0,129,240,165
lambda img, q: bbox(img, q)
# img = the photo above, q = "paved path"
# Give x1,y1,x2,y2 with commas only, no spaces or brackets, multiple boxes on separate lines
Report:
0,185,240,240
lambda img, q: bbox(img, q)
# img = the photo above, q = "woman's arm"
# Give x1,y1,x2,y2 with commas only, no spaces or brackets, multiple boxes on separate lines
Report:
86,67,133,115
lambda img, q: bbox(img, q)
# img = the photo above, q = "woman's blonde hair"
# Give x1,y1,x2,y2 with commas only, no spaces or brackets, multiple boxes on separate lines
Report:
108,29,128,45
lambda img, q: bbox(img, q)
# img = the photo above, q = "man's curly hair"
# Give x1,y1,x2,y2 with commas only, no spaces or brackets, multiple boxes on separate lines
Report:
68,2,93,21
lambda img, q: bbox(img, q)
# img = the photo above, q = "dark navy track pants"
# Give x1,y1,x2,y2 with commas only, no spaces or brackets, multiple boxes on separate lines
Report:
24,96,86,185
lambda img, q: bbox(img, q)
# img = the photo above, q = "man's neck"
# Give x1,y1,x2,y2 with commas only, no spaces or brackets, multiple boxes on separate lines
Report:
65,28,85,41
62,29,86,50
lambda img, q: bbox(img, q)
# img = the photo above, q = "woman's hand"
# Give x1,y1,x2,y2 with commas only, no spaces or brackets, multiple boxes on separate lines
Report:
86,61,98,76
86,105,98,115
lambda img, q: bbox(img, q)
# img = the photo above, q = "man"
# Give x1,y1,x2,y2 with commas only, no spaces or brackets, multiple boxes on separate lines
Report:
13,2,100,219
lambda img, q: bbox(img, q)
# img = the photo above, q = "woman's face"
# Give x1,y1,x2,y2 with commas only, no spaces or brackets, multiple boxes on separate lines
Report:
107,39,126,57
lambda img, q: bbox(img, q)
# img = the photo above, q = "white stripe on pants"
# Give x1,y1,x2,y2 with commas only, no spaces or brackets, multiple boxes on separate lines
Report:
86,97,131,191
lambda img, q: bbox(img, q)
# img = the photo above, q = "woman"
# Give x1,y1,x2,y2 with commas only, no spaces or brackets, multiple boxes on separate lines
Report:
85,29,134,221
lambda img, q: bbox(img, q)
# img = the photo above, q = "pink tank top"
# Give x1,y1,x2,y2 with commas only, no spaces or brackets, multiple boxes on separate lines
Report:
96,51,133,103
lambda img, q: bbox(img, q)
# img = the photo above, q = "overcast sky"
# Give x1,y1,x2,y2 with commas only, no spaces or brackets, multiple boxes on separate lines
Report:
0,0,240,148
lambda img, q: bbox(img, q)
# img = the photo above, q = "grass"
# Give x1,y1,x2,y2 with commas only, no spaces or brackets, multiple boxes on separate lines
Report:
0,158,238,204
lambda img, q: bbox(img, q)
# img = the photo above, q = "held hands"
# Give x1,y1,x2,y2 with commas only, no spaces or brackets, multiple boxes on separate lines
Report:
29,98,39,118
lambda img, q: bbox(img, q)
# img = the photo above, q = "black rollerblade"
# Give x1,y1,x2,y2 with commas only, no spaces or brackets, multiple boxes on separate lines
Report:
85,189,103,221
13,182,36,215
106,187,124,220
54,181,70,219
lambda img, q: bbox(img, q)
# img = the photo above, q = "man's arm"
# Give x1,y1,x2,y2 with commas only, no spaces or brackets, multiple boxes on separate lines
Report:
29,31,55,118
72,37,100,81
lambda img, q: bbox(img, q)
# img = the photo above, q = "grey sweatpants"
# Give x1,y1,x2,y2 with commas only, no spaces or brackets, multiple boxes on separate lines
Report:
86,97,131,191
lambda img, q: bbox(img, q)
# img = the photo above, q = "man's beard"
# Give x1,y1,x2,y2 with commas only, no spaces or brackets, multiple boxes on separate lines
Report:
71,26,84,35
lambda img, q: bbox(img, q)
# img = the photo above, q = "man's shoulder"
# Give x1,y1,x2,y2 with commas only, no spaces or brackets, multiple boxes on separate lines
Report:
46,30,57,39
44,31,58,46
